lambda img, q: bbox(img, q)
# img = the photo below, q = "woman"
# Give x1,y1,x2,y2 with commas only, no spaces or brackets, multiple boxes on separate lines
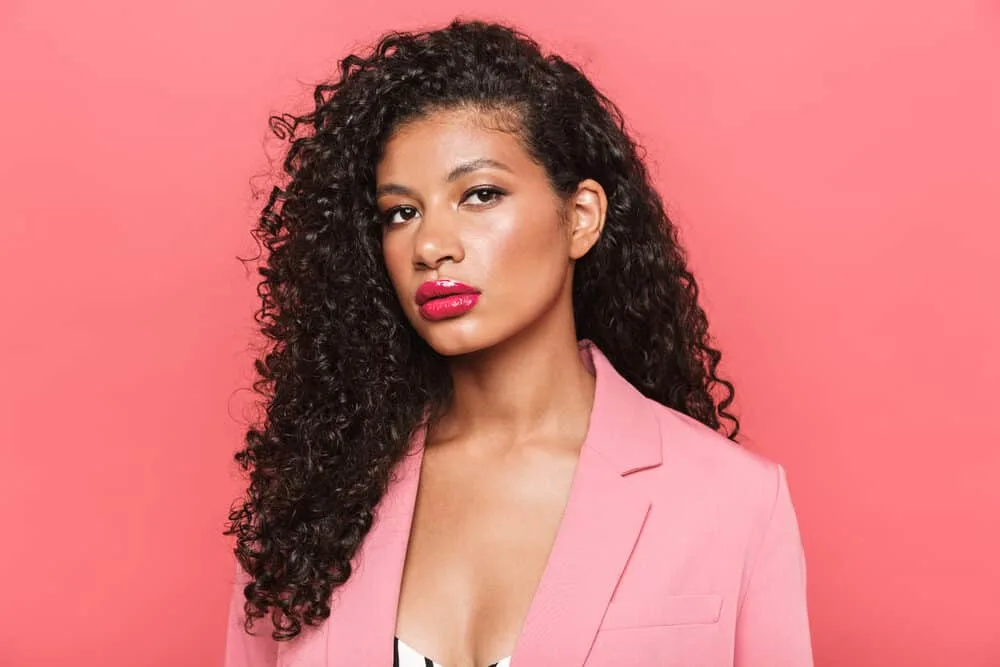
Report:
224,18,813,667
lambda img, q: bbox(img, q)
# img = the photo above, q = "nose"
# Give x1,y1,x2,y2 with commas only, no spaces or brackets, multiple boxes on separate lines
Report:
412,204,464,270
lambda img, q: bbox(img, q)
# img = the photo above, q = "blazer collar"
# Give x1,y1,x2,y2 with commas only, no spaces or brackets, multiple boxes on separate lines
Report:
574,338,663,475
320,338,662,666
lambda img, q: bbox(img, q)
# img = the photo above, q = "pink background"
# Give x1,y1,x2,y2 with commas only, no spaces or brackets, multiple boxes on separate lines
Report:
2,0,998,665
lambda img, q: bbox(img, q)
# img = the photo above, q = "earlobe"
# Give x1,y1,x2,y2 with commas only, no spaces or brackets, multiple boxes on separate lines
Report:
568,178,608,260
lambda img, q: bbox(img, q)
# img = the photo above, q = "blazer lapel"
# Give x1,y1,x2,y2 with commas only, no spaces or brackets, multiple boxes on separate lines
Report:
323,425,427,666
510,340,663,666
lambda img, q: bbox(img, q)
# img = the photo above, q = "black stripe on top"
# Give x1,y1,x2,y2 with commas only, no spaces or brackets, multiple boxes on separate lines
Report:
393,636,504,667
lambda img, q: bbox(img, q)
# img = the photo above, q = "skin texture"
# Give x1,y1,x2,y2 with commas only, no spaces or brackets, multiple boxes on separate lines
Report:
377,107,609,665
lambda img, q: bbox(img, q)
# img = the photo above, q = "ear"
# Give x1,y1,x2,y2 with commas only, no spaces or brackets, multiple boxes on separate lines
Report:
566,178,607,260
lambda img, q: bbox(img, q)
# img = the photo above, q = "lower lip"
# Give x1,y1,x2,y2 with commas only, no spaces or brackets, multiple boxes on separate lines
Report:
418,293,480,321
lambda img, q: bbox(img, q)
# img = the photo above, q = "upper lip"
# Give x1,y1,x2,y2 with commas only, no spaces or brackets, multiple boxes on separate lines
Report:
415,279,481,306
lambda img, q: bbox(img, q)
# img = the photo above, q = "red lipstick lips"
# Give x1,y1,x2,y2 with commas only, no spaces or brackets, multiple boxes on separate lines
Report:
415,279,481,321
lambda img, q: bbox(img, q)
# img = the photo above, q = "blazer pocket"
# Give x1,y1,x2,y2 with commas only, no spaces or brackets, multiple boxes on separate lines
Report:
600,593,723,630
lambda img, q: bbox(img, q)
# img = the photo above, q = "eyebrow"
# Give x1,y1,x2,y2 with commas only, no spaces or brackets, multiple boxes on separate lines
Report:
375,158,513,198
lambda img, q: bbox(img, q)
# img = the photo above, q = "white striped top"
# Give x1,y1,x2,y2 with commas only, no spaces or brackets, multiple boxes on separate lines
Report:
393,636,512,667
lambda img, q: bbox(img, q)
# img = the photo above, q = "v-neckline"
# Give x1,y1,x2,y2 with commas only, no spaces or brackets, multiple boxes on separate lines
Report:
324,341,660,666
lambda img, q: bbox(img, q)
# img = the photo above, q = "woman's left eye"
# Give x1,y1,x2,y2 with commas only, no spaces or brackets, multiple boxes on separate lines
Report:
464,187,505,205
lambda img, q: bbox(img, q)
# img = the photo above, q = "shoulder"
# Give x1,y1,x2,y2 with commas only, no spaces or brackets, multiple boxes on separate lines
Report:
655,401,777,476
604,396,807,614
639,398,788,530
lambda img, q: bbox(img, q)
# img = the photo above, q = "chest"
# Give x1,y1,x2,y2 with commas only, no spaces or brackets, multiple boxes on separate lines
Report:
394,445,578,667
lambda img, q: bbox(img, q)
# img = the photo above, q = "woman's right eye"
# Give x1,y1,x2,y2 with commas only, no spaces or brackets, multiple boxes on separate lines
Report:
383,206,419,226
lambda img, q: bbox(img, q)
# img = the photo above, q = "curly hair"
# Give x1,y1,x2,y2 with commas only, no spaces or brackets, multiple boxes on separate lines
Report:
225,17,739,643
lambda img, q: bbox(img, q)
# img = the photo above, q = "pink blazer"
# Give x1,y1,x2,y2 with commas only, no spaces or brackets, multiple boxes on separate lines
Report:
225,340,813,666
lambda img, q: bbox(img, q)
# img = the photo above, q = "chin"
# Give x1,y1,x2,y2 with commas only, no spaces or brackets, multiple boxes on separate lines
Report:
422,332,490,358
416,318,502,358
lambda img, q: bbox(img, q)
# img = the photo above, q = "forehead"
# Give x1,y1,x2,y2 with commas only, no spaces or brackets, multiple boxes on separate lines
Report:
376,108,533,181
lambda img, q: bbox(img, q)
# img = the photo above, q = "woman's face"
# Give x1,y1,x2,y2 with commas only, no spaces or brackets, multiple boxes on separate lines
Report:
375,107,605,357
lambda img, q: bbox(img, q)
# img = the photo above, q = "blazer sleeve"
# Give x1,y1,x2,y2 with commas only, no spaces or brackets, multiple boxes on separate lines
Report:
223,560,279,667
734,464,814,666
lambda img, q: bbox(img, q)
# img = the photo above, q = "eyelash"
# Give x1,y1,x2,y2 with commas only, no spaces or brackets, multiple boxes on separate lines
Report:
381,186,507,226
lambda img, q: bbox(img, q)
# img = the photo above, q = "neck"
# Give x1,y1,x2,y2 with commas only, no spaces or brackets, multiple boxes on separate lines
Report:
431,321,595,453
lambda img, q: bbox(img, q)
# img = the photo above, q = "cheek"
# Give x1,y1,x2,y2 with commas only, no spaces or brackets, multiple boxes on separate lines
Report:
475,209,567,286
